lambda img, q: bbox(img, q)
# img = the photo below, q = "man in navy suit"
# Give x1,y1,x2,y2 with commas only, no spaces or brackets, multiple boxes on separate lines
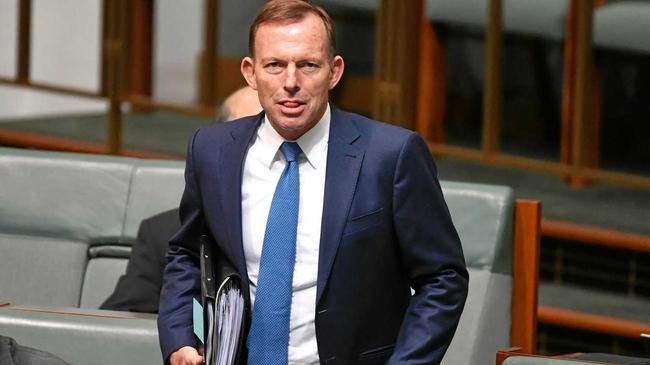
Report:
158,1,468,364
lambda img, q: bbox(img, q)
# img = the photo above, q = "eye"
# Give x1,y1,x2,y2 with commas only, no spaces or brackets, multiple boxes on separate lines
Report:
300,62,320,73
264,62,283,74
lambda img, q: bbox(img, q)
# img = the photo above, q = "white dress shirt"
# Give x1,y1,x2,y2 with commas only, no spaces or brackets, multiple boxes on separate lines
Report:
241,105,330,364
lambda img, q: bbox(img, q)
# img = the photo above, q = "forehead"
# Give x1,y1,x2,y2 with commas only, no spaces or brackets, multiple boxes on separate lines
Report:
253,13,329,58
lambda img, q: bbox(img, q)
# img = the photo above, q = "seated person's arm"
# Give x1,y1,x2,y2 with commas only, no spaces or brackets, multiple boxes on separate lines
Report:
101,209,180,313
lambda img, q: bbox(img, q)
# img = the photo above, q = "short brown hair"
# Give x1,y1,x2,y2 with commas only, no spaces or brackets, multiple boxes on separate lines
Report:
248,0,337,58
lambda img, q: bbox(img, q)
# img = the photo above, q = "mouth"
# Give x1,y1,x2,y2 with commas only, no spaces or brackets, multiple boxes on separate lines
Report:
277,99,306,116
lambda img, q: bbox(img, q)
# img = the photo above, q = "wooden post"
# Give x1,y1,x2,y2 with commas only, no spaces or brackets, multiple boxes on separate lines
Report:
17,0,31,83
104,0,127,155
569,0,594,187
560,0,577,171
511,200,541,353
482,0,503,156
199,0,218,108
373,0,422,130
129,0,153,112
416,18,446,143
100,0,110,96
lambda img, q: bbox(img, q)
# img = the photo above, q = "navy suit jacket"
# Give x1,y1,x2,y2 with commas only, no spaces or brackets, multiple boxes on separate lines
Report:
158,107,469,364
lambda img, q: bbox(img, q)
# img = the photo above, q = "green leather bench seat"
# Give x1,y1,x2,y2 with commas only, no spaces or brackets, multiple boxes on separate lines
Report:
594,2,650,54
503,357,596,365
0,147,184,309
0,147,517,365
0,306,160,365
427,0,569,40
315,0,569,40
442,182,515,365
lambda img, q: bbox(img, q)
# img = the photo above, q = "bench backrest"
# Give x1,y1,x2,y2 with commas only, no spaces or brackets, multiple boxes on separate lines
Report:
0,147,516,364
0,147,184,307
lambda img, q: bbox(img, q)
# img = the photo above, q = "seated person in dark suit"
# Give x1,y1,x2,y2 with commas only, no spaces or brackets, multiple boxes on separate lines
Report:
101,87,262,313
101,209,180,312
0,335,69,365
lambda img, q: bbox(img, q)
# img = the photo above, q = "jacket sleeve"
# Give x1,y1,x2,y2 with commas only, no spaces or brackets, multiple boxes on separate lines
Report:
157,129,207,363
388,132,469,364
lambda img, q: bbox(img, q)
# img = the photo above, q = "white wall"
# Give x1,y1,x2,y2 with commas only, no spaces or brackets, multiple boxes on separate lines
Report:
153,0,202,103
0,0,18,78
31,0,102,91
0,0,105,120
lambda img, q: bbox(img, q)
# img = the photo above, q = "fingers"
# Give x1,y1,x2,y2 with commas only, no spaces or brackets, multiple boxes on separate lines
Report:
169,346,204,365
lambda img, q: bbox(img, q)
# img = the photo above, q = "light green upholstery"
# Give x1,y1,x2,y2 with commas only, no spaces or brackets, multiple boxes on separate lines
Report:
0,147,184,364
0,147,521,365
441,183,515,365
0,150,132,307
594,2,650,54
0,306,160,365
316,0,569,40
313,0,377,12
122,161,185,238
0,147,184,309
80,257,129,308
503,356,596,365
427,0,569,40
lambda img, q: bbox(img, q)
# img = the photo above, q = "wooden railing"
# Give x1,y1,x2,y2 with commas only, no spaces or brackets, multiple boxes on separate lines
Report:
0,0,220,156
375,0,650,189
1,0,649,191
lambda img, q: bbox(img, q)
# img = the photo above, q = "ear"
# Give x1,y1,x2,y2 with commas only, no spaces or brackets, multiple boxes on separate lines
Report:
328,55,345,90
240,57,257,90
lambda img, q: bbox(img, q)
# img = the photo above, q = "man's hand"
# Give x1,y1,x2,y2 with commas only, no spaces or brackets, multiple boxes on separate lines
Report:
169,346,203,365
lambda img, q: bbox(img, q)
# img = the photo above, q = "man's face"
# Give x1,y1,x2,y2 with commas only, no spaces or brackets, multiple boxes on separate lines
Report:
241,13,344,140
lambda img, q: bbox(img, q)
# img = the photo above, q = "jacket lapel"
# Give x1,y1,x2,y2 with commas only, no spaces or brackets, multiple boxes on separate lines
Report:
317,108,364,304
217,115,262,282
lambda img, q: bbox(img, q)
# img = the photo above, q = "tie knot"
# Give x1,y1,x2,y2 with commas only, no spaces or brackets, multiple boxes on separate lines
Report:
280,142,302,163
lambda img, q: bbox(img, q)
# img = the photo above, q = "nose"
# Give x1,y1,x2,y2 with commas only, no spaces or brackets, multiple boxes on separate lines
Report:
284,63,299,92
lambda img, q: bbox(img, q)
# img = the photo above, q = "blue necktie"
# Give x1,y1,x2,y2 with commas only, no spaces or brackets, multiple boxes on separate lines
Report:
247,142,302,365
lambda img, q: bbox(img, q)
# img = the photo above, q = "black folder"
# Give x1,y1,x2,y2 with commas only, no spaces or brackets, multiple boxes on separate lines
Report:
199,235,247,365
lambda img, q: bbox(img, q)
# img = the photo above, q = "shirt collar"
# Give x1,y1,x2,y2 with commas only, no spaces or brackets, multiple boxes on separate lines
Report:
257,104,331,169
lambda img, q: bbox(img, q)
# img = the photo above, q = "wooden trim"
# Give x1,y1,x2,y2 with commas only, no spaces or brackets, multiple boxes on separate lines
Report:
496,347,522,365
334,76,374,116
428,143,650,190
199,0,218,107
482,0,503,155
561,0,577,169
511,200,541,353
0,77,103,99
17,0,31,83
0,128,181,160
496,348,553,365
542,219,650,253
104,0,129,155
538,306,650,339
416,17,434,138
415,19,446,143
129,0,153,107
569,0,595,187
100,0,110,96
373,0,422,129
5,306,154,320
496,348,608,365
128,94,215,118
